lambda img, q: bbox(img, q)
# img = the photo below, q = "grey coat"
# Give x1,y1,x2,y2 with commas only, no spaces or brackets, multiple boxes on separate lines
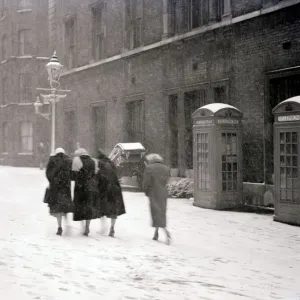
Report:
143,161,170,228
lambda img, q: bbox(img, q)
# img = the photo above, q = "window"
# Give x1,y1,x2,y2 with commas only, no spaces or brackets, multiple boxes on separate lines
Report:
279,132,299,204
19,0,32,9
2,122,8,153
214,86,226,103
125,0,143,49
92,6,106,61
91,105,106,153
0,0,7,18
64,111,76,155
1,35,7,61
64,18,76,68
2,77,8,105
126,100,144,142
221,132,238,192
188,0,209,30
169,94,178,168
216,0,231,20
184,89,207,169
19,73,32,103
18,29,31,56
197,133,210,190
19,122,33,153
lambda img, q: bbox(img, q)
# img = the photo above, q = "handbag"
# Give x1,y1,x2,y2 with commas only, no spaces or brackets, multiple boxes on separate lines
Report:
43,187,52,204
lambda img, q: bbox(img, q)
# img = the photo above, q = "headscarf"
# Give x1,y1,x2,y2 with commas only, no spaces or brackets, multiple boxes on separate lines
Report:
55,147,65,155
72,148,89,171
146,153,164,164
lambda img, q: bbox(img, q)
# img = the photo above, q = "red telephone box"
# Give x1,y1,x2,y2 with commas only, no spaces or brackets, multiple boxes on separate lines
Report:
273,96,300,226
192,103,243,210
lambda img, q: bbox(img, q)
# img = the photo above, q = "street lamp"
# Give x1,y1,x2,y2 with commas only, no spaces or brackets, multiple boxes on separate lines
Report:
35,51,71,155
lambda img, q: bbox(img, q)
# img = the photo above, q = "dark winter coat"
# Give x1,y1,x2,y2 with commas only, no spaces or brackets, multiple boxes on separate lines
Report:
97,152,126,218
46,153,73,215
143,161,170,228
72,155,101,221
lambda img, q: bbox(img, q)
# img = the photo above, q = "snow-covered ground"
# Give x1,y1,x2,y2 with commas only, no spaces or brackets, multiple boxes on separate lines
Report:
0,166,299,300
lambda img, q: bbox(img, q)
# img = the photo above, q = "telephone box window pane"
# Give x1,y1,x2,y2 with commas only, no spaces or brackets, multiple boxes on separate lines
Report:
222,132,238,192
279,131,299,204
197,133,210,191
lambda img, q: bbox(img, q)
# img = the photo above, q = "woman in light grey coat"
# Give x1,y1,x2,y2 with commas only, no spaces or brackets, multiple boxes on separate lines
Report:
143,153,171,245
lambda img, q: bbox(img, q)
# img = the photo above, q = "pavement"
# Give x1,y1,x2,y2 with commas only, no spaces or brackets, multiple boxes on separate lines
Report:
0,166,300,300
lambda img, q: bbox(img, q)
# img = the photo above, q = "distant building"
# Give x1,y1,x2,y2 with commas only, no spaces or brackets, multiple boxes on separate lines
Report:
0,0,50,166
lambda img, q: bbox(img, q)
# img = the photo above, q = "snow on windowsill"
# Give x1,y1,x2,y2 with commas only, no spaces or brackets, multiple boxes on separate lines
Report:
17,8,32,13
1,152,8,155
18,152,33,156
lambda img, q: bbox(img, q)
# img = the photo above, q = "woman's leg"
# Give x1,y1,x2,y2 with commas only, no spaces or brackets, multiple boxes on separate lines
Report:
83,220,91,236
56,214,63,235
153,227,159,240
163,227,171,245
109,217,116,237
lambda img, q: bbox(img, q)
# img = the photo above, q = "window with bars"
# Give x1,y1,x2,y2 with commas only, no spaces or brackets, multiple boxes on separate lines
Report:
64,18,76,68
126,100,144,143
19,73,32,103
18,29,31,56
2,122,8,153
197,133,210,190
92,6,106,60
221,132,238,192
19,122,33,153
1,35,7,61
279,131,299,204
2,77,8,105
125,0,143,49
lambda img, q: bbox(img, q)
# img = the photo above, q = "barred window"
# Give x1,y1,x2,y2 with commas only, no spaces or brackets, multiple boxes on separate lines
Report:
18,29,31,56
19,122,33,153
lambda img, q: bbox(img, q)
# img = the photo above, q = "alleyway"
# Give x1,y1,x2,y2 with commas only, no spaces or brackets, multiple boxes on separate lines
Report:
0,166,299,300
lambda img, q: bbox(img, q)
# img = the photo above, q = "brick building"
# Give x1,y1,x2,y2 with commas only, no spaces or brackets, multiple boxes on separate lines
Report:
52,0,300,191
0,0,50,166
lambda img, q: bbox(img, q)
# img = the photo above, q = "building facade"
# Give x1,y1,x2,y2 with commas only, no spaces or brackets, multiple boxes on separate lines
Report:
52,0,300,190
0,0,50,166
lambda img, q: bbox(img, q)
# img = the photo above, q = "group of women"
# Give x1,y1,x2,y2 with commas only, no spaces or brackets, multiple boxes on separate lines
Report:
44,147,171,245
44,147,125,237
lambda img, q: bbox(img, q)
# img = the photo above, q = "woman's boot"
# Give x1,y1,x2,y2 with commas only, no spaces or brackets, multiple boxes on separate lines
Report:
109,227,115,237
56,227,63,235
153,228,159,240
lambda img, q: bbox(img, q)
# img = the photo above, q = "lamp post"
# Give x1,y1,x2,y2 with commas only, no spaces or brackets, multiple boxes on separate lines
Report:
34,52,71,155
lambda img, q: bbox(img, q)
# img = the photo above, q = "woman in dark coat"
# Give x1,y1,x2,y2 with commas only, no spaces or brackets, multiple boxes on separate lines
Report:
72,148,100,236
45,147,73,236
97,149,126,237
143,153,171,245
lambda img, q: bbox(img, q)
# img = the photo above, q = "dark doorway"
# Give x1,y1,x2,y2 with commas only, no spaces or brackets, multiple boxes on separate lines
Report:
64,110,76,156
184,89,206,169
92,105,106,154
126,100,144,143
266,74,300,184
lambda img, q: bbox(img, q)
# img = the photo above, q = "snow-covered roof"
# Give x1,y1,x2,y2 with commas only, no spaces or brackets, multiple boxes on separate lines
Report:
115,143,145,151
277,96,300,106
199,103,241,113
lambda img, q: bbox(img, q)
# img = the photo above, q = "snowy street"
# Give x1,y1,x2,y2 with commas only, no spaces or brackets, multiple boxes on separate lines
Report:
0,166,299,300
